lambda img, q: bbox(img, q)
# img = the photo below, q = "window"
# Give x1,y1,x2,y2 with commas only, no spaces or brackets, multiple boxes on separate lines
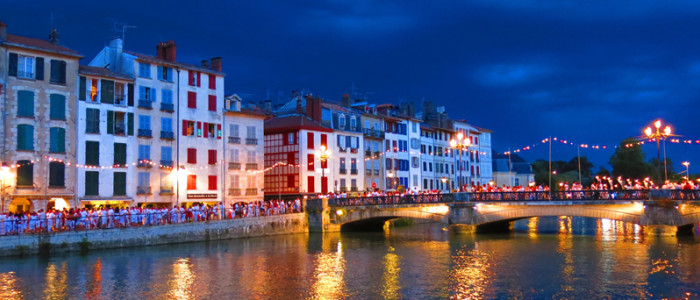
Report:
160,173,172,192
208,175,217,190
16,124,34,150
230,124,239,137
351,158,357,172
230,175,240,188
350,117,356,129
230,149,239,162
412,122,417,133
16,160,33,186
101,79,115,104
206,123,216,138
85,141,100,166
187,175,197,190
138,145,151,160
157,66,173,82
49,59,67,84
114,83,126,105
187,91,196,108
49,162,65,187
162,117,173,133
49,127,65,153
209,74,216,89
17,90,34,117
138,172,150,188
162,146,173,162
16,55,36,79
321,134,327,148
139,115,151,130
340,158,346,172
374,160,379,173
162,89,173,104
188,71,200,87
90,79,98,102
85,171,99,196
139,86,155,102
138,63,151,78
49,94,66,120
308,176,315,193
187,148,197,164
340,179,346,189
208,149,217,165
208,95,217,111
246,126,256,139
79,76,86,100
248,151,257,163
114,172,126,196
339,115,346,128
86,108,100,133
183,120,195,136
107,111,128,135
308,154,315,171
307,132,314,149
114,143,127,166
351,179,357,189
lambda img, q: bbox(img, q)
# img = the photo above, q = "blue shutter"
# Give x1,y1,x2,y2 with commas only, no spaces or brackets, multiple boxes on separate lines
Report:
50,128,58,152
167,68,173,82
157,66,163,80
58,128,65,153
139,86,146,100
150,88,156,102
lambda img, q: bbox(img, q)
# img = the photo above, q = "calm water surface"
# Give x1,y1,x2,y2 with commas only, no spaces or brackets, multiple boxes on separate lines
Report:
0,217,699,299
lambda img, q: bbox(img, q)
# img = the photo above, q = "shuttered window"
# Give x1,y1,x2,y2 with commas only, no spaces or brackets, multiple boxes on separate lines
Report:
187,175,197,190
49,162,65,187
187,148,197,164
49,94,66,120
85,141,100,166
208,150,217,165
79,76,87,100
86,108,100,133
208,175,217,190
187,91,196,108
208,95,216,111
85,171,99,196
49,127,65,153
16,160,33,187
17,90,34,117
16,124,34,151
114,143,127,165
100,79,114,104
49,59,66,84
113,172,126,196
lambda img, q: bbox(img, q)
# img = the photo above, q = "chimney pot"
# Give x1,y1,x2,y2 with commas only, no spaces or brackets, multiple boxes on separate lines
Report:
164,40,177,62
201,60,209,68
156,42,167,59
210,57,222,72
0,21,6,40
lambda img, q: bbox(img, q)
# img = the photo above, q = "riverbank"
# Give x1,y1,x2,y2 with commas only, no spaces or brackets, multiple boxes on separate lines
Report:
0,213,307,256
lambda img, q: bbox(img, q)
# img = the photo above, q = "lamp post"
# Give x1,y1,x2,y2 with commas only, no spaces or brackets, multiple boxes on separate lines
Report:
682,161,690,181
0,162,9,212
441,177,448,191
450,132,472,191
644,120,673,182
315,145,331,194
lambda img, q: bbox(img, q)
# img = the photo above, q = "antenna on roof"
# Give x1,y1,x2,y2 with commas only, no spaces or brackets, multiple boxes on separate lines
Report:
113,21,137,44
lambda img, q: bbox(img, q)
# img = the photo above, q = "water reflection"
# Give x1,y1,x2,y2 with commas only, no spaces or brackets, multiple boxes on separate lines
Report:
309,241,346,300
44,262,68,299
84,258,103,299
167,258,195,300
0,272,22,299
449,246,493,299
381,246,401,300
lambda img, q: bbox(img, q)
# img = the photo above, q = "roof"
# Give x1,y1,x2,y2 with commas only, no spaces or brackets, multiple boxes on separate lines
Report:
321,101,363,115
124,50,225,76
420,123,435,131
1,34,82,58
79,65,134,81
225,108,269,118
473,125,493,133
264,115,333,134
492,152,533,174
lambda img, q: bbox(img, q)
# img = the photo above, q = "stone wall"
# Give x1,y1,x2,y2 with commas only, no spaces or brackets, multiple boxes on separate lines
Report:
0,213,307,256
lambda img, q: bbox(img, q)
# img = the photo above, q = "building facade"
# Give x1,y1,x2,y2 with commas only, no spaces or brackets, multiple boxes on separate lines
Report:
360,109,384,191
320,102,364,194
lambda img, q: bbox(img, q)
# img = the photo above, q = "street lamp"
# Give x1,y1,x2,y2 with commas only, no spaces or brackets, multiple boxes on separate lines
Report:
387,171,398,191
315,145,331,194
450,132,472,192
682,161,690,181
441,177,448,191
643,120,674,182
0,162,10,212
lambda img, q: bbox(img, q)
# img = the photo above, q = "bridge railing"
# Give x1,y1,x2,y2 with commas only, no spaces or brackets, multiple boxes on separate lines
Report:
325,189,700,207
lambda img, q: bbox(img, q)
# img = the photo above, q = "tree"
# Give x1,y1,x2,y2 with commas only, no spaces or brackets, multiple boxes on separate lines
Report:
609,138,653,179
649,157,677,182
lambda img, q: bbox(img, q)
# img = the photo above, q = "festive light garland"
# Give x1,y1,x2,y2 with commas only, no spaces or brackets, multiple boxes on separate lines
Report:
503,136,700,155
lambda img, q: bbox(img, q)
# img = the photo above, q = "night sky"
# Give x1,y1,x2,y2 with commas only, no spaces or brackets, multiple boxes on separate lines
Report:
4,0,700,172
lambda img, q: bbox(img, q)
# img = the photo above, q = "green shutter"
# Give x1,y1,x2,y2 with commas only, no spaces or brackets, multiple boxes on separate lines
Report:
50,94,65,120
50,127,58,152
17,125,26,150
100,80,114,104
127,83,134,106
85,171,99,196
107,110,114,134
17,90,34,117
79,76,86,100
49,162,64,187
35,57,44,80
113,172,126,196
8,53,18,77
16,161,33,186
57,128,65,153
50,60,59,83
17,124,33,151
127,113,134,136
114,143,126,165
86,141,99,166
59,61,66,84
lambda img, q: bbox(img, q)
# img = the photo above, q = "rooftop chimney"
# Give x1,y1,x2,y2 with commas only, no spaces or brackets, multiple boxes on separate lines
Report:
156,42,167,59
210,57,222,72
48,28,59,44
109,38,123,72
201,60,209,68
296,95,303,114
0,22,6,40
264,100,272,111
164,40,177,62
341,94,351,107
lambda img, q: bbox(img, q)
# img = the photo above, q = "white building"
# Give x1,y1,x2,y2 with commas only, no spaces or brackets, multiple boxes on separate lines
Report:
419,123,454,192
453,120,493,189
320,102,364,193
377,104,413,192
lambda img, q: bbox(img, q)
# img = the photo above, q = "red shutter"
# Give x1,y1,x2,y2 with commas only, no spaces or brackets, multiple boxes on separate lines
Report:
287,153,294,164
208,95,216,111
321,177,328,194
197,72,201,87
197,121,202,137
188,71,194,86
187,175,196,190
188,91,196,108
308,176,315,193
209,149,216,164
217,124,222,139
209,74,215,89
182,120,188,136
209,175,217,190
307,132,314,149
187,148,196,164
321,134,327,147
203,122,209,138
307,154,315,171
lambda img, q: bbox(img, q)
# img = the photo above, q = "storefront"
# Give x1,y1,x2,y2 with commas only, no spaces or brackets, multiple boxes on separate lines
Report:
80,198,132,209
8,194,75,213
183,193,221,208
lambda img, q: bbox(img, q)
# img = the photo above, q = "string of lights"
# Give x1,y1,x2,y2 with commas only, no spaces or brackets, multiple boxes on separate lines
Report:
503,136,700,155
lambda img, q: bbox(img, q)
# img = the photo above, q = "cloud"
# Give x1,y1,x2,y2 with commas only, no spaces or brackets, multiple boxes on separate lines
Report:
473,63,554,87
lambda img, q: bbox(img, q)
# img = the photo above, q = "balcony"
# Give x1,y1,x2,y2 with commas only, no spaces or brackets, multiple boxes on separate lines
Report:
160,160,174,168
138,129,152,138
374,151,382,157
138,100,152,109
351,187,358,192
339,168,347,174
245,138,258,145
245,188,257,196
366,169,372,175
160,130,174,140
114,123,126,136
350,148,358,154
137,186,152,195
245,163,258,170
339,187,348,192
365,150,372,156
137,159,153,168
350,169,358,175
160,103,174,112
160,187,174,195
228,162,241,170
228,136,241,144
114,97,127,107
363,128,385,139
374,170,380,175
228,188,242,196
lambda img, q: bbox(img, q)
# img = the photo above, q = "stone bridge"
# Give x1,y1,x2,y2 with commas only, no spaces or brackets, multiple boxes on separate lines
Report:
305,190,700,236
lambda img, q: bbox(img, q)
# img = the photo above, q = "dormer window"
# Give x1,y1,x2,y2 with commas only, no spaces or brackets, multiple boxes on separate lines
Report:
339,115,346,129
350,117,356,129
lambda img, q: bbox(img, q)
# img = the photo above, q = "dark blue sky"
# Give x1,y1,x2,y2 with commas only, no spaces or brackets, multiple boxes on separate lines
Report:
4,0,700,172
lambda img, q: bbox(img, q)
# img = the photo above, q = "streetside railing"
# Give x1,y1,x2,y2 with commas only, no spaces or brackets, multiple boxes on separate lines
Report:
328,190,700,207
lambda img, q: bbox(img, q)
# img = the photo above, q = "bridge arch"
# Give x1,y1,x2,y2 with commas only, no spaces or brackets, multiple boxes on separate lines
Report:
333,205,449,230
464,203,647,227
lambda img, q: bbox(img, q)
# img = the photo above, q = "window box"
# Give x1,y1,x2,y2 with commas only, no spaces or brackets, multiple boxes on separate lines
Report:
339,168,347,174
245,138,258,145
137,186,152,195
138,129,152,138
245,163,258,170
160,103,174,112
138,100,152,109
137,159,153,168
160,131,174,140
228,162,241,170
228,137,241,144
160,160,174,168
350,169,358,175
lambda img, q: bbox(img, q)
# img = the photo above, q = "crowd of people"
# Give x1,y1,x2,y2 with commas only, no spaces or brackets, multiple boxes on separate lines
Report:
0,199,303,236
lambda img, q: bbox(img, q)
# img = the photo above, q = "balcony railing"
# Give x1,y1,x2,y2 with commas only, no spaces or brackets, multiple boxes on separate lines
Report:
350,169,358,175
339,168,347,174
137,159,153,168
160,103,174,112
228,188,242,196
228,136,241,144
351,187,358,192
339,187,348,192
366,169,372,175
245,188,257,195
114,97,127,107
365,150,372,156
228,162,241,170
138,100,152,109
374,170,380,175
159,187,174,195
245,163,258,170
245,138,258,145
137,186,152,195
138,129,152,138
114,123,126,135
363,128,385,139
160,130,174,140
160,160,174,168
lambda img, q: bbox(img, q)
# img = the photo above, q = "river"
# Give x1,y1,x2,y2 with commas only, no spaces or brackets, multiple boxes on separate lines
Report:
0,217,698,299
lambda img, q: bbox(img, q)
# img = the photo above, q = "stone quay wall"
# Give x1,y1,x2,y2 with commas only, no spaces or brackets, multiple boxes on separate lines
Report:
0,214,307,257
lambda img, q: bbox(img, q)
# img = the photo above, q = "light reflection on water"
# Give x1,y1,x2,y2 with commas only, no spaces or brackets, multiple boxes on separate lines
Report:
0,217,697,299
